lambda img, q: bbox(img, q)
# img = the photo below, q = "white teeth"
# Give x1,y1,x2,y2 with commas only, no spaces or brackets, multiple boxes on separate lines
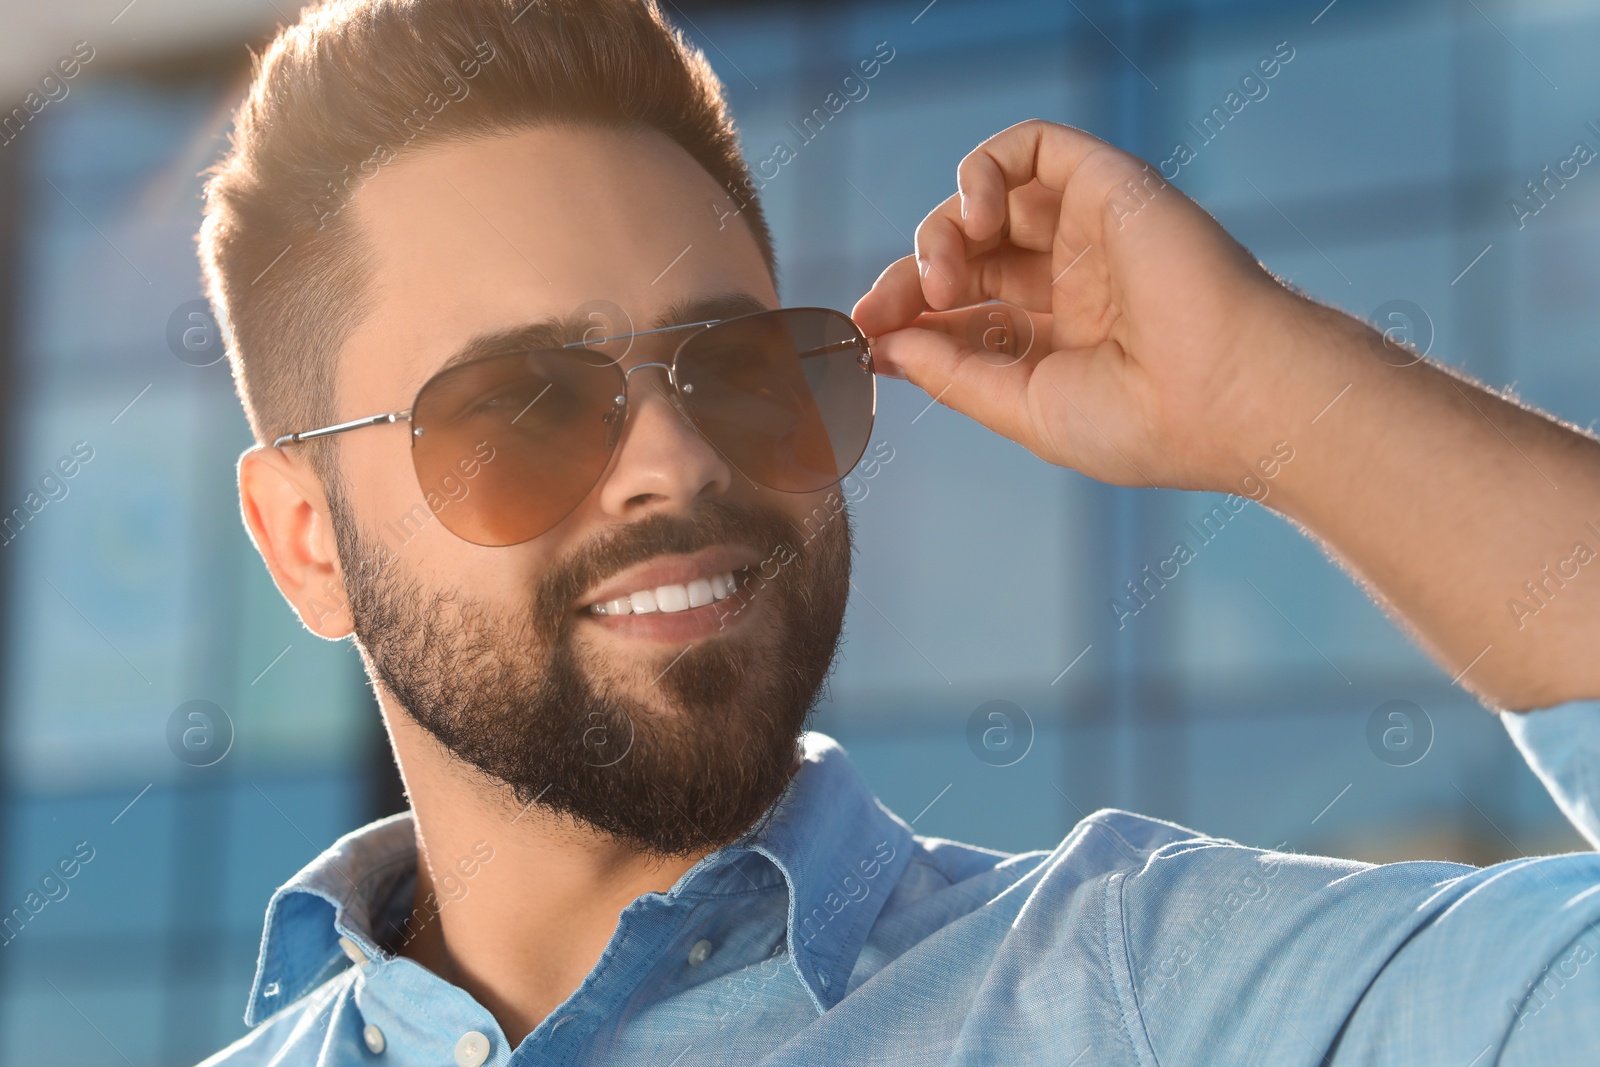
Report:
589,571,740,615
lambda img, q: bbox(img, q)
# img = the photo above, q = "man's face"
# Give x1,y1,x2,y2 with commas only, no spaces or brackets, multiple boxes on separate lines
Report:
324,124,852,855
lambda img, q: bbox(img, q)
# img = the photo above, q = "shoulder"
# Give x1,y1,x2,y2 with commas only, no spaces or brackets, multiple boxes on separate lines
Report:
193,969,358,1066
921,806,1214,884
868,807,1216,950
1105,825,1600,1063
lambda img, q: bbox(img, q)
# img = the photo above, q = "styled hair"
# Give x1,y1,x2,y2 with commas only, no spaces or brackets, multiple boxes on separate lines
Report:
198,0,775,485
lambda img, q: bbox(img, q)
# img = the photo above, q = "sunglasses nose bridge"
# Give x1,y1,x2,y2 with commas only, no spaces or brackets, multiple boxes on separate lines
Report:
619,360,675,386
605,360,689,449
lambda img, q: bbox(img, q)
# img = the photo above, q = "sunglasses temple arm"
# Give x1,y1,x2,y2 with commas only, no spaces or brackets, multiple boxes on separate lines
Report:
797,338,871,357
272,410,412,447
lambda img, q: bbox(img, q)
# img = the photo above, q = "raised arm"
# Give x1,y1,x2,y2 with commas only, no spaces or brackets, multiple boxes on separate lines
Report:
853,119,1600,712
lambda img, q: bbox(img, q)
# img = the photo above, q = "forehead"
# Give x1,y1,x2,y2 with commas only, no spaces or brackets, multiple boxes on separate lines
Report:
340,124,776,403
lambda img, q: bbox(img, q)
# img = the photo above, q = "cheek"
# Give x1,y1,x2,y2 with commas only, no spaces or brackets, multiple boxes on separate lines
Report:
420,539,555,605
341,426,422,518
786,487,846,522
338,451,515,594
764,488,824,547
433,518,574,626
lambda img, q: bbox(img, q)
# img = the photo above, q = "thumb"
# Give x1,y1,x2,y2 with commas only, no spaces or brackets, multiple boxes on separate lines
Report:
870,303,1047,442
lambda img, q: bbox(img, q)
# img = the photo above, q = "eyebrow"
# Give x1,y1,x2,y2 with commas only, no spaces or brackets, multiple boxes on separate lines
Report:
430,291,774,377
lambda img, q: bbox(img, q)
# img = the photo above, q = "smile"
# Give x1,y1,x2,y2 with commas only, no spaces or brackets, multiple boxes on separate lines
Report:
587,569,747,616
578,545,762,625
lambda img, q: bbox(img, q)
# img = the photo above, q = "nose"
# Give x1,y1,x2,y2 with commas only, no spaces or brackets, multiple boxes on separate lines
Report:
594,363,734,518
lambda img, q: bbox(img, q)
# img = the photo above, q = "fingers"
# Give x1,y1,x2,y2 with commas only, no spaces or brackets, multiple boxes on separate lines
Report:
955,120,1114,239
915,198,970,310
916,182,1061,312
855,182,1062,337
1002,181,1069,253
858,120,1120,333
854,245,1056,342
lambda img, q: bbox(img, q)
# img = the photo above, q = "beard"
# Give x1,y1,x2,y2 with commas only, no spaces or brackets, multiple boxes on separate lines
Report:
327,482,852,858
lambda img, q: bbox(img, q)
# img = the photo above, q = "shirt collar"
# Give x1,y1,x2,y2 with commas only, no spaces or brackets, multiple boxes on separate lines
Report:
244,731,912,1026
244,808,416,1025
718,731,914,1011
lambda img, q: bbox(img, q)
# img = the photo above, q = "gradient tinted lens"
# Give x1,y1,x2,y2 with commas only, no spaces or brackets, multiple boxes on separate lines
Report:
674,308,875,493
411,349,623,546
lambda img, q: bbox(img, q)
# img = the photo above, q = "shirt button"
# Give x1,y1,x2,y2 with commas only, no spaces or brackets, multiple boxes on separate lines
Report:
454,1031,491,1067
362,1024,386,1054
687,939,713,967
338,936,367,965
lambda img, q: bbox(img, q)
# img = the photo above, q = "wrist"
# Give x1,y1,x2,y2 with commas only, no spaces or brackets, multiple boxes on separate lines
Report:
1248,293,1465,527
1205,286,1372,505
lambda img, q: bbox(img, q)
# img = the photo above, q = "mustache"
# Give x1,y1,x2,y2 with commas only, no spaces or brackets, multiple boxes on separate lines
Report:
533,497,805,626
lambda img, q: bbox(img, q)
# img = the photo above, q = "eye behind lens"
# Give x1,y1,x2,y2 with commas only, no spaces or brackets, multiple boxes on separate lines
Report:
676,308,875,495
410,349,626,546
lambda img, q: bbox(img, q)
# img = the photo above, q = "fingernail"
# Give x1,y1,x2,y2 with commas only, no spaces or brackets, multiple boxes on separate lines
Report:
917,256,930,278
959,192,969,220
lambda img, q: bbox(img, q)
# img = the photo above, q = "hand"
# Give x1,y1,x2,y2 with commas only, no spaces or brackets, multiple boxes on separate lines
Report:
853,122,1600,711
852,119,1313,493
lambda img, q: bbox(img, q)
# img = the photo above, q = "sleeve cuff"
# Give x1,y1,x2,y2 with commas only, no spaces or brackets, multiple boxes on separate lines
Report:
1501,698,1600,850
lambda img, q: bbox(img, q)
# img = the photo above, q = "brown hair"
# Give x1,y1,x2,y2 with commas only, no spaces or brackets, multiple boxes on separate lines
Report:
198,0,776,486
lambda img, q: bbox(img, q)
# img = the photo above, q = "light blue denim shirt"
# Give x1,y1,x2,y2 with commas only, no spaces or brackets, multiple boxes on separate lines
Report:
202,702,1600,1066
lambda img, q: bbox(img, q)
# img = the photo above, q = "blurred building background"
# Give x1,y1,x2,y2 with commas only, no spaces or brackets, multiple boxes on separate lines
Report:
0,0,1595,1062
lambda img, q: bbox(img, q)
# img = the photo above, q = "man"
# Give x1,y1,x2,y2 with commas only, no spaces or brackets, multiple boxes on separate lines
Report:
198,0,1600,1063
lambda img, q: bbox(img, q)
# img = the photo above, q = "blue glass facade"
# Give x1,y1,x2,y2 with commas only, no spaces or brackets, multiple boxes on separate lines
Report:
0,1,1593,1061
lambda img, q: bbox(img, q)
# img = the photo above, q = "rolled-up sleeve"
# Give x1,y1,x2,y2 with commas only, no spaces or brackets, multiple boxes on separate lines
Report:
1502,698,1600,850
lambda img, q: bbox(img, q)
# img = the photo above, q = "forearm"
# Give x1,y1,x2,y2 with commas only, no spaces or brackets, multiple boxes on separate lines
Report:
1243,294,1600,711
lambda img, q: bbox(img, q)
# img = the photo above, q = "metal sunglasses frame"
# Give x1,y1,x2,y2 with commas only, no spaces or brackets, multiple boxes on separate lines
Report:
270,306,873,450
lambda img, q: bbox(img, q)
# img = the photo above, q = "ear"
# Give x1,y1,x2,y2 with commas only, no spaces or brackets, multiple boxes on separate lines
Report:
238,445,354,639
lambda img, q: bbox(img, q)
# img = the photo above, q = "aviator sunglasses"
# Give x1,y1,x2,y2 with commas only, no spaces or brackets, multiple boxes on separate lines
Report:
273,306,877,546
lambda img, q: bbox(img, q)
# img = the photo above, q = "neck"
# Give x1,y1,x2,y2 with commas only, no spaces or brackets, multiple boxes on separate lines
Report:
380,704,704,1046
